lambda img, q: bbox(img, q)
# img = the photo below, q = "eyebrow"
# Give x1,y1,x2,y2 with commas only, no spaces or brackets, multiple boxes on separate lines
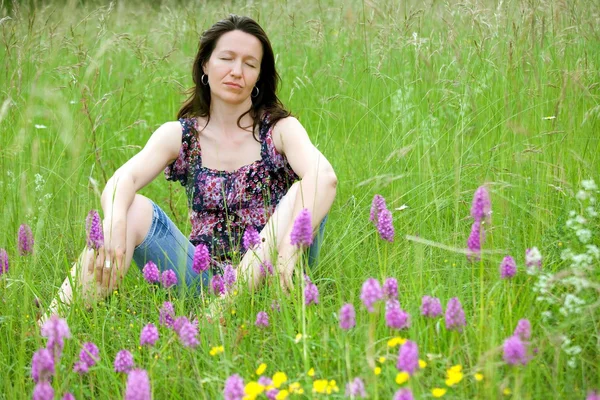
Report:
218,50,259,62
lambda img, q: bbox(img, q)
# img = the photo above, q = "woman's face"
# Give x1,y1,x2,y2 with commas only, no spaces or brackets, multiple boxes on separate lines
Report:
203,30,263,105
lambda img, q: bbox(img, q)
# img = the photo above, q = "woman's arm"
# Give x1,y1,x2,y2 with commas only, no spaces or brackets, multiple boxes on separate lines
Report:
44,122,183,319
272,117,338,290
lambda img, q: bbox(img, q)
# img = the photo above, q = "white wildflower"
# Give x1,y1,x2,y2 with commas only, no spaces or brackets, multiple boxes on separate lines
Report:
575,228,592,244
34,124,47,129
581,179,597,191
525,247,542,269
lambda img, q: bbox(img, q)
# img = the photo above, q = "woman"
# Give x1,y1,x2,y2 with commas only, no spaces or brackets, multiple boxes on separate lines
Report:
46,15,337,315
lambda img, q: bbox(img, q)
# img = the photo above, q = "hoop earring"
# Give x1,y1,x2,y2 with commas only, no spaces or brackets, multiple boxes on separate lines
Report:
251,86,259,98
201,74,209,85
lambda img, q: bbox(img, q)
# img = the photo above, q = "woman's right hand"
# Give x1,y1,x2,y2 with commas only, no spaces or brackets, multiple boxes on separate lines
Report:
88,215,127,294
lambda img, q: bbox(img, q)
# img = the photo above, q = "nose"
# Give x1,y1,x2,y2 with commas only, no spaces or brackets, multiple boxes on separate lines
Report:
230,60,242,77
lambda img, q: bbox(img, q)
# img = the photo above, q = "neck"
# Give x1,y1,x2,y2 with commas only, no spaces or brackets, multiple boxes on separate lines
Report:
208,97,255,134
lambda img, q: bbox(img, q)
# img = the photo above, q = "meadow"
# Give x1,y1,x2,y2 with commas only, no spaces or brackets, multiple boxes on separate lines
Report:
1,0,599,398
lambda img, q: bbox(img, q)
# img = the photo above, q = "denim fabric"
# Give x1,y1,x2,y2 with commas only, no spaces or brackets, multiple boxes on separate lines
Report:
132,201,327,291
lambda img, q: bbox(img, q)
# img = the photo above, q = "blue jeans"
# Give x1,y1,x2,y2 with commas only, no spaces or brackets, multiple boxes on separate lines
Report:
132,201,327,291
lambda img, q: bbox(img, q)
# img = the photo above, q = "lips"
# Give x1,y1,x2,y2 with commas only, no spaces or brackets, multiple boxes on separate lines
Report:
224,82,242,89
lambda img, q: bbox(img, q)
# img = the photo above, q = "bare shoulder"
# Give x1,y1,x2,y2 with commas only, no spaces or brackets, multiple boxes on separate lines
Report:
149,121,184,157
272,116,310,154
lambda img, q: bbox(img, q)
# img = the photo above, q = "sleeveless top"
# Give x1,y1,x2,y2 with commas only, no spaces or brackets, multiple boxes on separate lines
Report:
164,113,299,262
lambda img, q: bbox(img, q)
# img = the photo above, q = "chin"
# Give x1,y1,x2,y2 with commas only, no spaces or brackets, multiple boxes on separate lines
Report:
215,91,251,105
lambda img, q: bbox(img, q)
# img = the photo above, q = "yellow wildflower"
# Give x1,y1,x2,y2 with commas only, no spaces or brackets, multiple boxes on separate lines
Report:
275,390,289,400
243,381,265,400
307,368,315,377
474,373,484,382
374,367,382,375
288,382,302,393
256,363,267,375
432,388,447,398
448,365,462,373
395,372,410,385
231,309,236,315
503,388,512,396
209,346,224,356
313,379,328,393
327,380,339,394
445,365,464,386
272,372,287,388
419,359,427,369
295,333,303,343
378,356,386,364
387,337,407,348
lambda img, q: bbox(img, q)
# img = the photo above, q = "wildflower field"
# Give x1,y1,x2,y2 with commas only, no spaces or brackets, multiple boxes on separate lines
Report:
1,0,599,398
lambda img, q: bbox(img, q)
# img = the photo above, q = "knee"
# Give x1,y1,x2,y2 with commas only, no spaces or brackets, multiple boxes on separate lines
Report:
126,195,153,243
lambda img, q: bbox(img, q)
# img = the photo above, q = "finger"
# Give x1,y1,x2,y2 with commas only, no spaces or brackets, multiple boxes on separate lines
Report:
111,252,125,291
102,260,112,288
94,249,106,284
86,248,97,275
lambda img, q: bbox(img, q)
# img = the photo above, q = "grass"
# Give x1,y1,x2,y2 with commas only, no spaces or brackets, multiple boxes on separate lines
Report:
1,0,599,398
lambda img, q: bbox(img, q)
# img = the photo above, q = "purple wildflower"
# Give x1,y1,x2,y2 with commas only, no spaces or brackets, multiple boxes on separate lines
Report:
62,393,75,400
386,307,410,330
211,275,225,296
258,376,273,386
223,264,236,288
259,260,274,277
386,298,401,311
471,185,491,222
360,278,383,312
467,220,483,261
79,342,100,368
85,210,104,250
266,389,279,400
500,255,517,279
192,243,210,274
587,391,600,400
255,311,269,328
41,315,71,357
142,261,160,284
18,224,34,255
503,335,529,366
383,277,398,300
73,342,99,374
514,319,532,341
420,296,443,318
243,226,261,250
140,324,159,346
345,377,367,398
125,369,151,400
369,194,387,223
304,275,319,306
396,340,419,375
173,316,190,335
525,247,542,269
159,302,175,328
393,388,414,400
31,348,55,383
339,303,356,330
290,208,313,248
224,374,245,400
178,320,200,348
0,248,9,275
445,297,466,332
377,208,394,242
161,269,178,288
114,350,134,373
33,381,54,400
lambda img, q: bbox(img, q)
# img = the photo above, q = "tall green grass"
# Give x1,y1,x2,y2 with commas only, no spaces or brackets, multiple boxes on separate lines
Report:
1,0,598,398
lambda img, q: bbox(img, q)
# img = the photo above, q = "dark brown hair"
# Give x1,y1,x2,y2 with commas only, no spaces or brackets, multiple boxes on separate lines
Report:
177,15,290,139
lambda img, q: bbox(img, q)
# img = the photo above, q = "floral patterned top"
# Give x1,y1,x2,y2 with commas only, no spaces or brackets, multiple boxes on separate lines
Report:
164,113,299,263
